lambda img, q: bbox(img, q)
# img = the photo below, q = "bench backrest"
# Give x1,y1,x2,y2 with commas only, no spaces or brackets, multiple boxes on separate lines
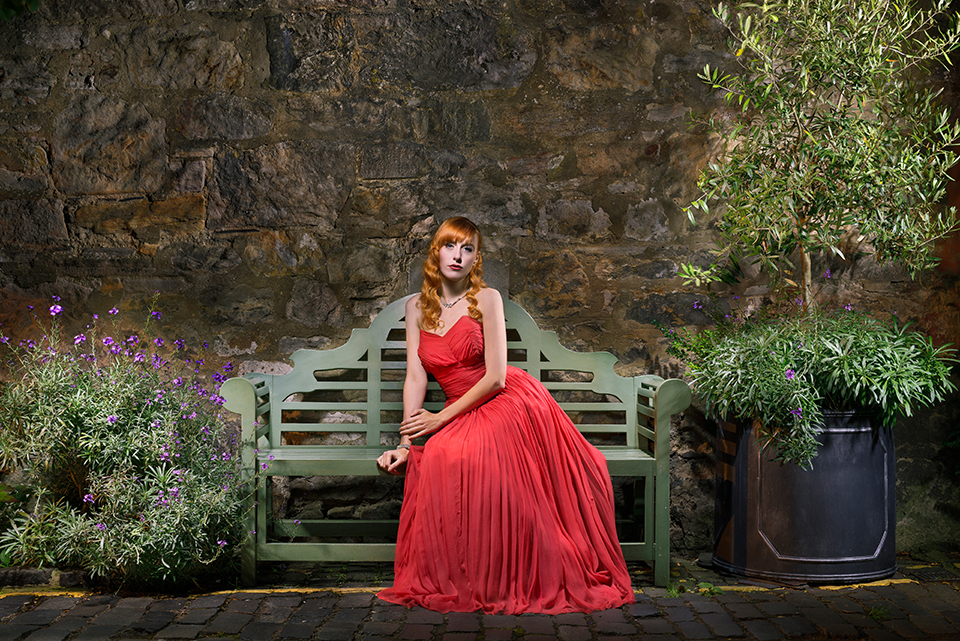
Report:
241,294,660,452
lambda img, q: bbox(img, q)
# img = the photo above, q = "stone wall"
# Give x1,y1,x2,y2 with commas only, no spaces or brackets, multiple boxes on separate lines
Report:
1,0,958,558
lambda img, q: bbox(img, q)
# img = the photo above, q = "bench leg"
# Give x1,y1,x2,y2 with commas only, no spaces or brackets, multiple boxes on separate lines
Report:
653,475,670,587
240,467,258,587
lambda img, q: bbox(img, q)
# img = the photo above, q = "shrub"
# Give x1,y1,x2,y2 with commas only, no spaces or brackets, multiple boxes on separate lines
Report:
0,297,243,588
661,296,957,467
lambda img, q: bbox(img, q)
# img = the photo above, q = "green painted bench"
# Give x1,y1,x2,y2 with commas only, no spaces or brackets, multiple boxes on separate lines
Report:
221,294,691,587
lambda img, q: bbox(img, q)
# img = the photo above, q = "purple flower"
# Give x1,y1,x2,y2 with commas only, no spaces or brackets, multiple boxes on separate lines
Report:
102,337,115,346
83,494,94,503
154,338,164,347
107,415,118,424
108,307,119,315
785,369,796,380
49,304,62,316
844,303,853,311
174,339,185,350
794,298,803,306
151,311,162,319
791,408,802,417
823,269,832,279
74,334,86,345
95,523,106,531
217,539,227,547
693,300,703,310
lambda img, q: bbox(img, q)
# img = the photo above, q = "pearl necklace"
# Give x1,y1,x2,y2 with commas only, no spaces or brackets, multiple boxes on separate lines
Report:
441,293,467,309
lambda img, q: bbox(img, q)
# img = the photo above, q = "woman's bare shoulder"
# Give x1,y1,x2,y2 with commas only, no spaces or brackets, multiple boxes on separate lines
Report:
405,294,422,317
476,287,503,314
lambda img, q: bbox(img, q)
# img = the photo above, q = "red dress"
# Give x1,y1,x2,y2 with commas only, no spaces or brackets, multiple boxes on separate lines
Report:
377,316,635,614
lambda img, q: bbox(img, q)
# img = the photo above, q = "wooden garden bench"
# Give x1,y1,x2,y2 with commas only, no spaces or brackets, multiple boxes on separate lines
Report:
221,294,691,587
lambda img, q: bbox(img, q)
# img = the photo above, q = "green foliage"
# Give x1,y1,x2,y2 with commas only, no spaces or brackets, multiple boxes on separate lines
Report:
665,581,725,597
868,605,892,621
661,298,957,466
0,297,243,588
687,0,960,306
0,0,38,20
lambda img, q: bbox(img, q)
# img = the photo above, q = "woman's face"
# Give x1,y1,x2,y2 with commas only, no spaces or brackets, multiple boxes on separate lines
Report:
437,234,479,283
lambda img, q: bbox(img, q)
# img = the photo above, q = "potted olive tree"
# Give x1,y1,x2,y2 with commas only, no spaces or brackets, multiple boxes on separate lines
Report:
673,0,960,583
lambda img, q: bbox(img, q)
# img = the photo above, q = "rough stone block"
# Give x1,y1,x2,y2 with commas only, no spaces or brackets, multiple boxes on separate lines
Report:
627,292,715,327
0,168,47,194
21,24,86,49
41,0,179,19
536,198,611,240
172,159,207,193
359,142,430,180
178,94,273,140
546,24,658,91
186,0,266,10
52,94,165,195
0,57,55,105
266,12,355,92
0,199,66,248
516,250,589,319
117,24,242,91
202,283,276,325
625,199,671,242
360,8,535,91
286,278,341,328
326,239,403,298
207,141,355,231
76,195,206,237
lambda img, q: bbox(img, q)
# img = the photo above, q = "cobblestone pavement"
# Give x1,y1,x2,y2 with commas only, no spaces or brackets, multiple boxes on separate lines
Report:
1,558,959,640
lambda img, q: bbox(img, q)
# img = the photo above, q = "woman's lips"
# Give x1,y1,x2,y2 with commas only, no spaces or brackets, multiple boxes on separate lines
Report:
448,265,462,270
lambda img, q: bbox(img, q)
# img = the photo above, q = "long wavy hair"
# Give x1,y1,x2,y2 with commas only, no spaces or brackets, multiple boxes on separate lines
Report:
419,217,487,331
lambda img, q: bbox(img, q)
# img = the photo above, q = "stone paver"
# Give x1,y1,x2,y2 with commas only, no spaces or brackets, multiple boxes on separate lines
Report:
0,559,957,640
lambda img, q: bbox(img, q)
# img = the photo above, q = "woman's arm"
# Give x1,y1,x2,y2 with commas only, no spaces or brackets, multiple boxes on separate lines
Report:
399,288,507,440
377,296,428,474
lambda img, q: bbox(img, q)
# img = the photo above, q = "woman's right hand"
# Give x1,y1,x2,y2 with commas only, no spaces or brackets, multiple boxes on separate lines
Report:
377,447,409,475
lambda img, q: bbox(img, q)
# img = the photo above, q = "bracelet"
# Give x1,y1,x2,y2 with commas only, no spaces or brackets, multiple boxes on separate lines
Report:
397,443,410,450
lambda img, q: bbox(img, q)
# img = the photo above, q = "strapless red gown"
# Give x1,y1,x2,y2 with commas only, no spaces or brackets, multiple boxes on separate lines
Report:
377,316,635,614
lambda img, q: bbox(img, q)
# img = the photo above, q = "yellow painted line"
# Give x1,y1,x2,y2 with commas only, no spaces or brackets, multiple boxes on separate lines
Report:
0,586,389,598
0,587,90,597
206,586,386,595
818,578,917,590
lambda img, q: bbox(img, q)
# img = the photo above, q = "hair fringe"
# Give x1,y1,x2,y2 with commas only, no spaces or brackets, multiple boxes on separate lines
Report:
419,217,486,331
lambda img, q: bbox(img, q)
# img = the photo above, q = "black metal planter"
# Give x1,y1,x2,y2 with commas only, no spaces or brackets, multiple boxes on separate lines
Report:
712,410,897,584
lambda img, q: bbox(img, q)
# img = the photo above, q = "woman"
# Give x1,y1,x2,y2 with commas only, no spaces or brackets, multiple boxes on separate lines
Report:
376,217,634,614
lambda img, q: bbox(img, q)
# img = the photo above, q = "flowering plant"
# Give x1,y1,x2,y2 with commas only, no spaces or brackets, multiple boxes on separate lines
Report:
0,296,243,587
661,296,957,467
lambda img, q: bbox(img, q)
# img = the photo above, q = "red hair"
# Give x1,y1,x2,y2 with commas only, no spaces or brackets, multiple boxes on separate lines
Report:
419,217,487,331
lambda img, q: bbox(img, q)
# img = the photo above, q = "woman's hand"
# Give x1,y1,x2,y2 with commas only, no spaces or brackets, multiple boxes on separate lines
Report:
377,447,409,475
400,408,444,440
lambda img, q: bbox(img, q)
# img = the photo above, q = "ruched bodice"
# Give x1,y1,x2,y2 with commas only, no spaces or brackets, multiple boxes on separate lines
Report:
418,315,486,402
378,314,634,614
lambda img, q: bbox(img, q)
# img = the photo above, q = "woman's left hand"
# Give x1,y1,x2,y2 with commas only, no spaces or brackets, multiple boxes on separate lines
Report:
400,408,444,439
